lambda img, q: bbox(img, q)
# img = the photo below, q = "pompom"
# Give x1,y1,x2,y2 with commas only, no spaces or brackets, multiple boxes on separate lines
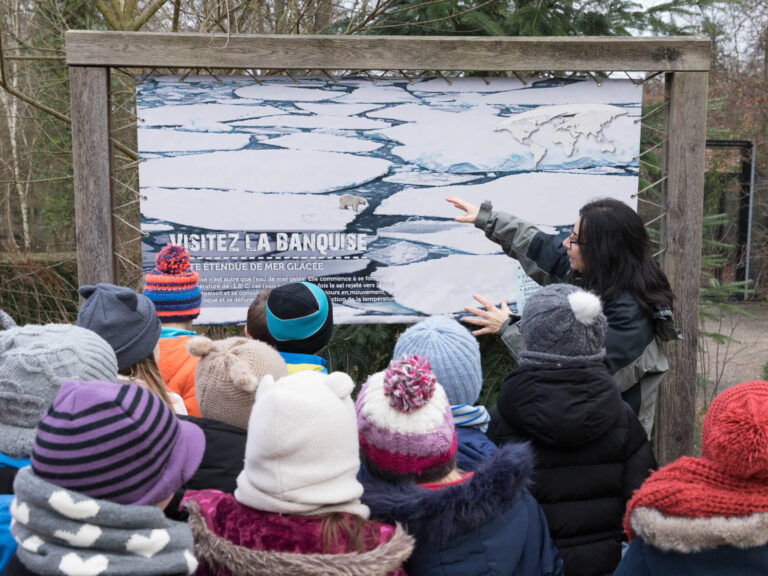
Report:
186,336,213,357
568,290,602,325
155,244,190,275
230,360,260,392
383,354,436,412
325,372,354,399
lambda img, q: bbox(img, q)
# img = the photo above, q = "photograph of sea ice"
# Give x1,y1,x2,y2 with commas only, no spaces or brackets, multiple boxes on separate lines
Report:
136,75,642,325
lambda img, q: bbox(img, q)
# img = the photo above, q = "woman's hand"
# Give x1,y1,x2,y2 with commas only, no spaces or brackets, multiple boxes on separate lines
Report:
462,294,511,336
446,197,479,224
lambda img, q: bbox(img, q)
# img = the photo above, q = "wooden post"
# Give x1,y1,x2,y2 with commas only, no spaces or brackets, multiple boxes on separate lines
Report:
70,66,117,287
656,71,709,464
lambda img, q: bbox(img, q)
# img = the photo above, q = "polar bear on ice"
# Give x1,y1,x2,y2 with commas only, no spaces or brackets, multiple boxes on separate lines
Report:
339,194,368,212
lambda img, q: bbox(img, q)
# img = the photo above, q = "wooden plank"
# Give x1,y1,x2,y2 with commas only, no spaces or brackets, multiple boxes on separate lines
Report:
656,71,709,465
66,32,710,72
70,66,117,287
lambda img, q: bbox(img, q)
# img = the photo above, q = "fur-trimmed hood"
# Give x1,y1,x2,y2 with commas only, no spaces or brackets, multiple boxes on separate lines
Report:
361,443,533,547
628,507,768,554
185,500,414,576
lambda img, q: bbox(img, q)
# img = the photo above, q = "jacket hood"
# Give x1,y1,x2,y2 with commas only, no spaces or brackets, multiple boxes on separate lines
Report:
497,361,621,447
629,507,768,554
361,443,532,547
185,500,414,576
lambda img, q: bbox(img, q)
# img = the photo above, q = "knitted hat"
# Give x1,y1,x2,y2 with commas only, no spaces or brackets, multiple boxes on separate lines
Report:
393,316,482,406
518,284,607,365
234,370,369,518
31,380,204,505
0,308,15,330
0,324,118,458
188,336,288,430
356,354,457,483
144,244,201,323
266,282,333,354
623,381,768,542
77,283,162,371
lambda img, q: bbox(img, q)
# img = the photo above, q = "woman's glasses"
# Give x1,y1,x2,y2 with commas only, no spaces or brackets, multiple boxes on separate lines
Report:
567,232,586,247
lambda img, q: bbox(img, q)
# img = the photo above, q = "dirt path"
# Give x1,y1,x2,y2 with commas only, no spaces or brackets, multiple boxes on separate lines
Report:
698,301,768,399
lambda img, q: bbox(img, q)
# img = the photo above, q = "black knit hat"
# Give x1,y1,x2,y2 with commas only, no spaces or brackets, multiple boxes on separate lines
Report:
265,282,333,354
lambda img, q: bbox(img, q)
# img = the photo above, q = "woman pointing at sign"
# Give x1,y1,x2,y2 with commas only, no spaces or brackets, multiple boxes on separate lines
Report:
447,196,679,436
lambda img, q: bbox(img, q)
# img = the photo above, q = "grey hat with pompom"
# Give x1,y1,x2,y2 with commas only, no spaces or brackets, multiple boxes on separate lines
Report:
188,336,288,430
518,283,607,365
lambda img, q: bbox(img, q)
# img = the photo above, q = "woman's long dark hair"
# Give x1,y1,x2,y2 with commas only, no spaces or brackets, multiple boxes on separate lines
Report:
575,198,674,317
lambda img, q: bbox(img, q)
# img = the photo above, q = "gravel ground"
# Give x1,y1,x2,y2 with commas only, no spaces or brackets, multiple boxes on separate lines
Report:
698,301,768,398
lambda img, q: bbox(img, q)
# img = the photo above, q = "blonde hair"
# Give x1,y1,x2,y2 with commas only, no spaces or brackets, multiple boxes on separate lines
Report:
118,353,174,411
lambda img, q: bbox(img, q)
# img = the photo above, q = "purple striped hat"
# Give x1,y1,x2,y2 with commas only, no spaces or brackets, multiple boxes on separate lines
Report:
31,380,204,506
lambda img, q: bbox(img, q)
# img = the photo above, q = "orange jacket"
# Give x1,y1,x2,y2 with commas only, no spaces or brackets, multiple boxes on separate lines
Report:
158,335,201,417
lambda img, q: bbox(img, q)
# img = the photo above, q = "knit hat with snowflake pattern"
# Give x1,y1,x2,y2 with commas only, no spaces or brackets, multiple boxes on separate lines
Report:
356,354,457,483
143,244,201,323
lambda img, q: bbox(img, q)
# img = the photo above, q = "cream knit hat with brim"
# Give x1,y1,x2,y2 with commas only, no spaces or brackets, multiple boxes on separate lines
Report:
234,370,369,519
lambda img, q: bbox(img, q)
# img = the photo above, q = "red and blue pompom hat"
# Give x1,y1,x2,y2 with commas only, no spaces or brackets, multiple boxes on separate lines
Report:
143,244,201,323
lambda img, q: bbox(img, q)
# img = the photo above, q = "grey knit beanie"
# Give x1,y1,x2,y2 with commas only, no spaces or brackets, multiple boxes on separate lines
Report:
0,308,15,331
188,336,289,430
393,316,482,406
0,324,118,458
519,284,607,364
77,283,162,371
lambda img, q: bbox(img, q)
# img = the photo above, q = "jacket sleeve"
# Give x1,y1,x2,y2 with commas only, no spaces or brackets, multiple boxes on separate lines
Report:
622,409,657,503
475,201,570,286
499,316,526,361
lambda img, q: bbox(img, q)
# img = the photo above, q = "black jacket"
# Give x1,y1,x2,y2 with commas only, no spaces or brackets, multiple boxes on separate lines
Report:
487,360,656,576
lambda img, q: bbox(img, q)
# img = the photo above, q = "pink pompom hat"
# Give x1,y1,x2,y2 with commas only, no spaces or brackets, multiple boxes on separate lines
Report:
355,354,457,483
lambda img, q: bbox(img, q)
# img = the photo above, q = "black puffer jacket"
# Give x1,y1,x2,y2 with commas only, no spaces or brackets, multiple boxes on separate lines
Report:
487,360,656,576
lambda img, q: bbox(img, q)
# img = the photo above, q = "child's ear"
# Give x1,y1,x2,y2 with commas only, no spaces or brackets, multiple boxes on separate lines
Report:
244,324,250,338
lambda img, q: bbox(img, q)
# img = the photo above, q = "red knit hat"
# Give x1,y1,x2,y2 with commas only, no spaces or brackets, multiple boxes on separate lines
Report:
624,381,768,540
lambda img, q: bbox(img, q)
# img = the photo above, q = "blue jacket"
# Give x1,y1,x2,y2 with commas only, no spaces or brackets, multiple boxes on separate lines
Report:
455,426,497,472
361,444,564,576
0,453,30,572
616,536,768,576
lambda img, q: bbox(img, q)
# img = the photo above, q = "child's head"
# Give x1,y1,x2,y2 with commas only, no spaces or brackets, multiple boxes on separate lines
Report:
701,380,768,479
253,282,333,354
519,284,607,365
234,370,369,518
77,283,162,372
30,380,204,506
0,324,118,458
143,244,201,328
393,316,482,406
245,288,274,344
188,336,288,429
356,355,457,483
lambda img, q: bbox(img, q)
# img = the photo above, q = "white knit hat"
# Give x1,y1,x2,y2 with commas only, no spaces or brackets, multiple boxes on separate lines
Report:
234,370,369,519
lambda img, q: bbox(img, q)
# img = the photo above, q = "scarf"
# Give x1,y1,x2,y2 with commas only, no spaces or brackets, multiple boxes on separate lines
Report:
624,456,768,541
451,404,491,434
10,467,197,576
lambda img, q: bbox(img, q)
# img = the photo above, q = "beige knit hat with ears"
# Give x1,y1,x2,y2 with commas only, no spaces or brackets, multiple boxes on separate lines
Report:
188,336,288,429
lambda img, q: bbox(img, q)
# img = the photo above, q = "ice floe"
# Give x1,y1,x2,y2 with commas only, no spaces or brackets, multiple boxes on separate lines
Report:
367,241,429,265
138,104,285,127
142,188,362,231
377,220,502,255
232,115,390,130
296,103,382,116
371,254,526,316
335,85,418,103
234,84,342,101
140,150,392,193
141,222,175,232
382,171,481,186
138,129,251,152
375,172,638,226
267,133,382,153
